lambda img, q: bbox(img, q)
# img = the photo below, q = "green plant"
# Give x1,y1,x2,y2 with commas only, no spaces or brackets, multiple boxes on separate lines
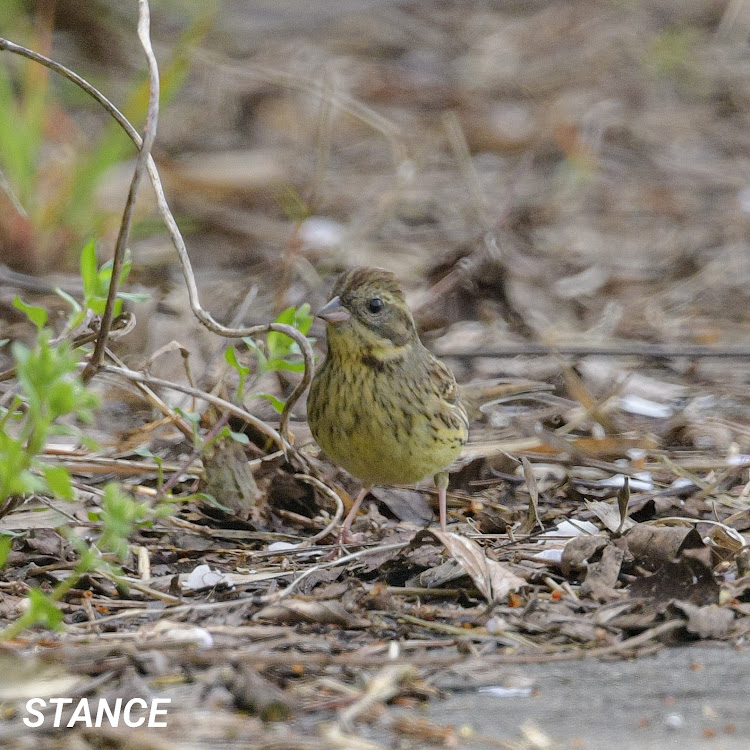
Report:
225,303,315,412
54,239,149,331
0,483,166,640
0,330,98,502
0,323,169,639
0,242,158,639
0,319,92,638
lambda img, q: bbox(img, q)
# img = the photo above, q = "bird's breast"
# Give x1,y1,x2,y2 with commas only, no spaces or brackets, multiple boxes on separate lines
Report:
308,356,467,486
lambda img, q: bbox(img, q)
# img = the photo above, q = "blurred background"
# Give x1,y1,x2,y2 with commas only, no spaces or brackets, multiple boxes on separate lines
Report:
3,0,750,383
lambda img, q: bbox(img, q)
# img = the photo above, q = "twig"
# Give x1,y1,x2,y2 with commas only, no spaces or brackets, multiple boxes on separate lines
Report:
65,542,410,632
294,474,344,544
82,0,160,381
337,664,416,731
0,34,313,452
272,542,410,602
104,347,194,439
439,343,750,359
154,411,230,501
97,569,181,605
97,363,288,452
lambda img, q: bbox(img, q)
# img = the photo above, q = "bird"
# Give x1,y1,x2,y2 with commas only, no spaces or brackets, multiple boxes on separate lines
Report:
307,266,469,542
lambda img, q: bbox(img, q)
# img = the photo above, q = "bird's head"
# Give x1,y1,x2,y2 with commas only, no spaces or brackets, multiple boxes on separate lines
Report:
317,267,418,362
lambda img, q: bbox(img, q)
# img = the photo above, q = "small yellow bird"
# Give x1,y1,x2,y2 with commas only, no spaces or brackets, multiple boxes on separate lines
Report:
308,267,469,541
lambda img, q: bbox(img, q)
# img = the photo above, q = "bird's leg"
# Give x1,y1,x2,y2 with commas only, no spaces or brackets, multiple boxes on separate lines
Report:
338,485,371,544
435,471,449,532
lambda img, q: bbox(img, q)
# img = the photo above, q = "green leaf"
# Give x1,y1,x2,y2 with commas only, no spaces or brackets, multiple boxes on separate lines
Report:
54,287,81,312
264,357,305,373
243,337,268,372
227,430,249,444
266,304,313,365
133,446,163,467
190,492,232,513
275,185,311,223
225,345,250,375
267,306,296,358
174,408,201,425
79,239,99,298
26,589,64,630
80,435,99,451
256,393,286,414
132,446,163,488
225,344,252,399
117,251,132,286
97,484,151,561
117,292,151,303
42,465,74,500
292,303,314,336
0,536,12,568
12,296,47,330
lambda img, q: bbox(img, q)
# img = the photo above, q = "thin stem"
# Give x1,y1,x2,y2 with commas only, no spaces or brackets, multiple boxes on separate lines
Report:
0,35,314,448
83,0,160,381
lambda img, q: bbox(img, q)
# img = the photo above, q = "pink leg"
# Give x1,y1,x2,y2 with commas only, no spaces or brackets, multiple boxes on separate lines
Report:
435,472,449,532
338,485,370,544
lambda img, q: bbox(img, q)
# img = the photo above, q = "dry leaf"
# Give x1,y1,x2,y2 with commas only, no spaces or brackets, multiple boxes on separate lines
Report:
616,476,630,533
580,543,624,602
671,601,734,639
414,559,467,588
225,665,292,720
0,504,77,531
520,456,543,533
201,437,259,519
371,487,433,524
0,652,84,700
254,598,370,628
561,535,608,577
339,664,416,728
585,499,636,533
428,530,525,603
630,549,719,607
139,620,214,648
624,524,704,571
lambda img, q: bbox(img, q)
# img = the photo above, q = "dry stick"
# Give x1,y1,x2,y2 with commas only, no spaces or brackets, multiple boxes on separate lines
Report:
441,343,750,359
294,473,344,544
96,569,180,605
103,347,194,439
0,313,131,384
154,411,231,502
65,542,411,633
62,618,687,669
82,0,159,382
0,36,313,453
97,363,286,451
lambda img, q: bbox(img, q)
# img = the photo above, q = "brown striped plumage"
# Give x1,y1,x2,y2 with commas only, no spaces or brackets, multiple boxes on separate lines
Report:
308,267,469,539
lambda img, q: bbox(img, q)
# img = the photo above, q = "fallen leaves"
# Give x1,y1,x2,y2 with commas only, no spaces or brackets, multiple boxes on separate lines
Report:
427,530,526,603
255,598,371,628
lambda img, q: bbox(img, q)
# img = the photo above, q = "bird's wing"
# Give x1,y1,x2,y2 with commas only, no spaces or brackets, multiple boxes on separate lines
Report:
428,356,460,405
428,356,470,430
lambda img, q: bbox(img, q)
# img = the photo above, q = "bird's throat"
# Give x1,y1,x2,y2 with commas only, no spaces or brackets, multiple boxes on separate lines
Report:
327,324,411,368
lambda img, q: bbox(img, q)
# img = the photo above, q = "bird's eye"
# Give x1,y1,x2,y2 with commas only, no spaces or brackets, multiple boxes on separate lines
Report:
367,298,384,314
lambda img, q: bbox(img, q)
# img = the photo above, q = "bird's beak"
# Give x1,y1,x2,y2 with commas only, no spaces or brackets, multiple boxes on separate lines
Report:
316,295,351,324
